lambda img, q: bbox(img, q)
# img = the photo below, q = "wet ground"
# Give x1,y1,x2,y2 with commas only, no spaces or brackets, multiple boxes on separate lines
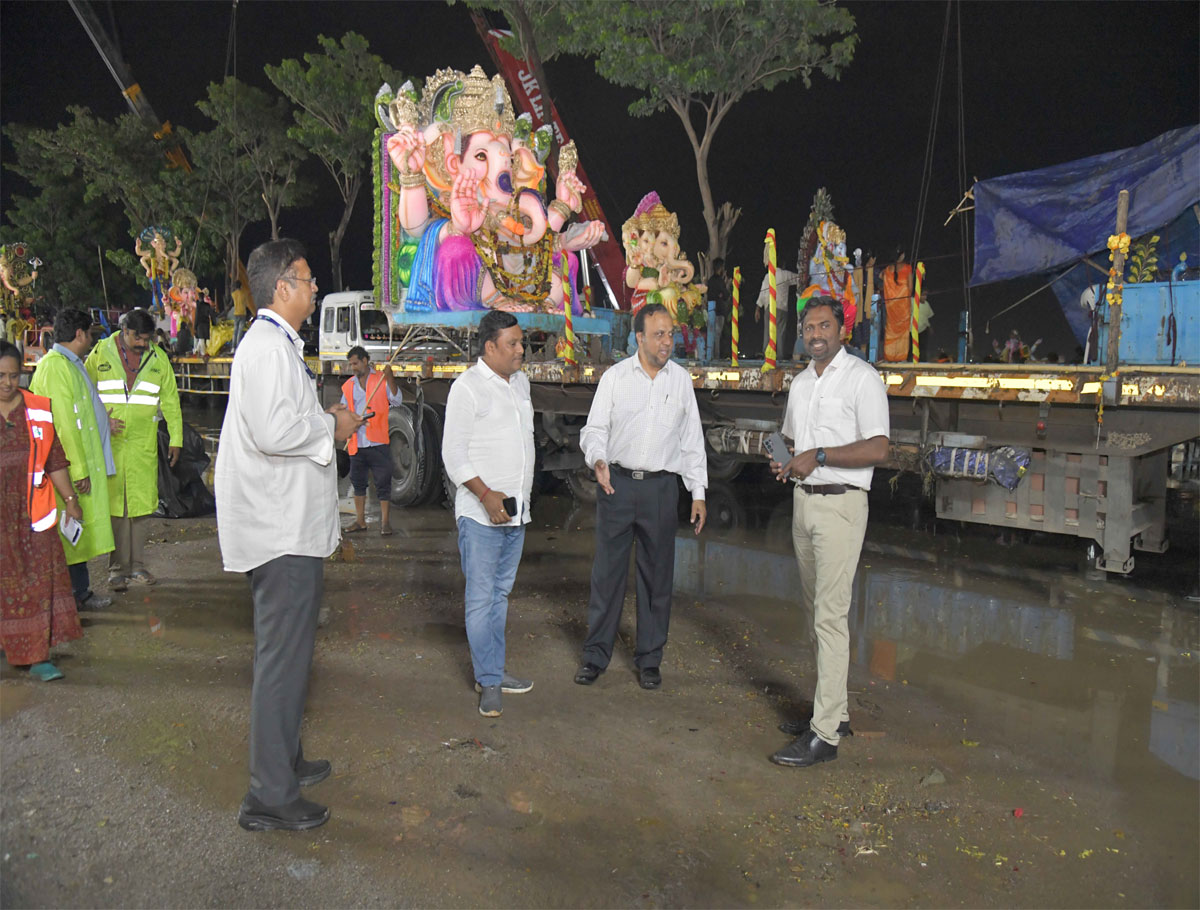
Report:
2,411,1197,908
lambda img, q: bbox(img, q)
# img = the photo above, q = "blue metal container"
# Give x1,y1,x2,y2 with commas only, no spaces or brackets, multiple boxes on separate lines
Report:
1098,279,1199,365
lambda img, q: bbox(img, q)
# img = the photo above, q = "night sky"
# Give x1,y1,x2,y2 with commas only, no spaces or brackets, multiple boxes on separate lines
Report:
2,1,1197,358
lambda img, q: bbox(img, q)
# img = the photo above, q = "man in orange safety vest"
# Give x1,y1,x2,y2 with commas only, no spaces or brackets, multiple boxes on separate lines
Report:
341,346,402,535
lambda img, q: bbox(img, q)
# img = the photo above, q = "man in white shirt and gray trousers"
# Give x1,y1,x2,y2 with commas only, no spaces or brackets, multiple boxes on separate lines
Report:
442,310,535,718
216,239,364,831
575,303,708,691
768,296,890,768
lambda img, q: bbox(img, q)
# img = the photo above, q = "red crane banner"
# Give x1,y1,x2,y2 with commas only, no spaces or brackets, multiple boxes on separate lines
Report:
478,28,629,309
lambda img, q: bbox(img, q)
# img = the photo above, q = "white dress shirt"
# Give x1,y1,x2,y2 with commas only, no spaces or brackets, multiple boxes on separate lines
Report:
781,345,891,490
442,358,535,527
580,355,708,500
215,310,339,572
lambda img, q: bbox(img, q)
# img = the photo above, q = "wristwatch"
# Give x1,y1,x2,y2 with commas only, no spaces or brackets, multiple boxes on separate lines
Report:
815,447,827,467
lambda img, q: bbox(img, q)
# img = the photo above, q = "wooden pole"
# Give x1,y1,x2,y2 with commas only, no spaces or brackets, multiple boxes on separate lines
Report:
561,253,576,366
911,262,926,362
1105,189,1131,372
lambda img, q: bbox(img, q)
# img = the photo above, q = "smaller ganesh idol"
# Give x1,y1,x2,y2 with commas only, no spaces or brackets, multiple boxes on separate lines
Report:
797,219,857,341
165,267,198,344
135,227,182,315
0,242,39,345
380,66,605,314
621,192,707,354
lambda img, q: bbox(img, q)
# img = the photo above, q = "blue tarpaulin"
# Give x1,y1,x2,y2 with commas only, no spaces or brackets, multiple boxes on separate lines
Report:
969,125,1200,287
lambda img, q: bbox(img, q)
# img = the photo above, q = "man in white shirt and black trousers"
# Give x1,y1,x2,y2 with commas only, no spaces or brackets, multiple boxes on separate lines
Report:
442,310,535,719
575,303,708,691
768,296,890,768
216,239,364,831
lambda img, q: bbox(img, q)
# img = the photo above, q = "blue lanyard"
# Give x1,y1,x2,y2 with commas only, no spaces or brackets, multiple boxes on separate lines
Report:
257,312,315,378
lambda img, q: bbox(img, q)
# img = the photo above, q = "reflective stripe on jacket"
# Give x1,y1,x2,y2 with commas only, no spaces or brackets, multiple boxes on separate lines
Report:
20,389,58,532
342,374,390,455
86,336,183,518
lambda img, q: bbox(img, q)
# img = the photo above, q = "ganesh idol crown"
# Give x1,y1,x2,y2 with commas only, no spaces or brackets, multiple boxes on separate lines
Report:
375,65,604,314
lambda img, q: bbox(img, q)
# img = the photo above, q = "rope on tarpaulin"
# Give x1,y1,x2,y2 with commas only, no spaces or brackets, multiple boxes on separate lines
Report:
983,260,1083,334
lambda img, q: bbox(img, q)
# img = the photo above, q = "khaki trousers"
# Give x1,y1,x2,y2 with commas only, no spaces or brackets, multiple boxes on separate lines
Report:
791,486,868,746
109,515,151,577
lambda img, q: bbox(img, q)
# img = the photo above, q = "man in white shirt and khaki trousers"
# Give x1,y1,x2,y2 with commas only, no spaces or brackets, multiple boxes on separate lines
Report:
575,303,708,691
768,296,890,768
216,239,364,831
442,310,535,718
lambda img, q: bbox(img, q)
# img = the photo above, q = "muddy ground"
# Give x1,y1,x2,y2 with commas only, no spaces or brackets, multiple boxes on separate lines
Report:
1,478,1197,909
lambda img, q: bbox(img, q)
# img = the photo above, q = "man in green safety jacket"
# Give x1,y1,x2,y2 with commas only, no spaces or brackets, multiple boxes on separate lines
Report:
86,307,182,589
29,308,116,610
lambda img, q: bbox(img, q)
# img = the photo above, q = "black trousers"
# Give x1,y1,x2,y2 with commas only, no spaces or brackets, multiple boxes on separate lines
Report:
582,470,679,670
247,554,323,806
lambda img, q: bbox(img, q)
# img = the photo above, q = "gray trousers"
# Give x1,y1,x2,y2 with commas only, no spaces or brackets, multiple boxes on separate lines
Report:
582,470,678,670
248,554,323,806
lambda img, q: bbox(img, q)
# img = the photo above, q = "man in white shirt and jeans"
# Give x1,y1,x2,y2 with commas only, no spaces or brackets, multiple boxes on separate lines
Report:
442,310,535,718
575,303,708,691
216,239,363,830
768,296,890,768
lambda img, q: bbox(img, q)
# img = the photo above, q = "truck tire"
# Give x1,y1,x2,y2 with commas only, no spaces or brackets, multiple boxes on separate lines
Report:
389,405,435,506
706,450,743,482
564,467,599,504
704,482,747,538
411,405,444,506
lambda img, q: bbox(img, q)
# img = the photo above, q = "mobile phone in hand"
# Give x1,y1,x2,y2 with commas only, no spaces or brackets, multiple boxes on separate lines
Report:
764,431,790,466
361,410,375,420
502,496,517,518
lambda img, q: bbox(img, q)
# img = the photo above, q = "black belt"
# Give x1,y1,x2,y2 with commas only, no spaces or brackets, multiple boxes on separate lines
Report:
798,483,865,495
611,464,673,480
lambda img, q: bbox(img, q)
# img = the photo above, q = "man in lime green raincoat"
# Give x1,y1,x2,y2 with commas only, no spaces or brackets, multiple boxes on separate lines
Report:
29,308,116,610
86,307,182,588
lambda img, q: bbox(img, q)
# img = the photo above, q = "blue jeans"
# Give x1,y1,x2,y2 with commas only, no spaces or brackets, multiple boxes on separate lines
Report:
457,517,525,687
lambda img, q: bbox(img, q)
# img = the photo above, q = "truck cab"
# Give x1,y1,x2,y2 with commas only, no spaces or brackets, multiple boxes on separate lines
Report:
318,290,392,363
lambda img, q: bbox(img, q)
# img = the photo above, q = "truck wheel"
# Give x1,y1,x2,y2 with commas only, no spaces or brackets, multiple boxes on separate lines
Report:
706,451,743,482
411,406,444,506
704,482,746,538
565,467,599,504
389,405,432,506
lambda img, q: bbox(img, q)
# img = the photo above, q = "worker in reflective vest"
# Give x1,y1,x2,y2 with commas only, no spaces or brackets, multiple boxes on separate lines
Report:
341,345,401,536
86,308,182,589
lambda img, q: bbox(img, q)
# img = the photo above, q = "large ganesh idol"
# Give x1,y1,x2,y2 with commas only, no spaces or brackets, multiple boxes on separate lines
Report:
798,219,857,339
381,66,603,313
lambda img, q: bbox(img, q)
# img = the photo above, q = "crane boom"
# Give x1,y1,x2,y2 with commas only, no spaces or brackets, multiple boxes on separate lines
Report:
68,0,190,170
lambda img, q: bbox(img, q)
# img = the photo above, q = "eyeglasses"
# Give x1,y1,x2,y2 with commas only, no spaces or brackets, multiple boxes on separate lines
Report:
282,274,318,287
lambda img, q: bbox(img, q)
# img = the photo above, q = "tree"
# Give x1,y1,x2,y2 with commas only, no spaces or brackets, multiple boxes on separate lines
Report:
2,125,140,315
564,0,857,262
265,32,399,291
197,77,312,242
174,125,261,303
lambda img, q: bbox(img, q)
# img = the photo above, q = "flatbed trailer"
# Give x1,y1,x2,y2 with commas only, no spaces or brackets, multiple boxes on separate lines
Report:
162,290,1198,577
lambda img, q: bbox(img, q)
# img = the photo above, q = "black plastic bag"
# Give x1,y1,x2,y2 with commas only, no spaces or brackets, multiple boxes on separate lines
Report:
156,420,216,518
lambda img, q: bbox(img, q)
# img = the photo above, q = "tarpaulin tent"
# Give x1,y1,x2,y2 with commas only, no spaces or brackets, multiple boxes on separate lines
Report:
969,125,1200,345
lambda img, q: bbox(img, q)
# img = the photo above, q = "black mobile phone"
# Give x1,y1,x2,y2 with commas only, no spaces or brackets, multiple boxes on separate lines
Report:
361,410,375,420
764,431,790,465
502,496,518,517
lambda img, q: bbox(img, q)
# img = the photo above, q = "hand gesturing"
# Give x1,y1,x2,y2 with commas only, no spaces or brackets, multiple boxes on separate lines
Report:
386,126,426,177
450,170,486,235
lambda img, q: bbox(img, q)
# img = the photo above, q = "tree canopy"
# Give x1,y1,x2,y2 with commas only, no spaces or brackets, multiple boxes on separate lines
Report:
265,32,400,291
563,0,858,262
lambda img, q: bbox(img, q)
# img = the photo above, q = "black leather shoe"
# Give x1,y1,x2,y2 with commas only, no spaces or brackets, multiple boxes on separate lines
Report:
770,731,838,767
237,794,330,831
78,592,113,611
778,719,853,738
638,666,662,690
296,758,331,787
574,663,604,685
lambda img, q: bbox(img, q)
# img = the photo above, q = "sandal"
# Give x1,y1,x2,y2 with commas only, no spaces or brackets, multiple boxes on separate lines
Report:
344,524,368,534
380,526,394,537
29,662,64,682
